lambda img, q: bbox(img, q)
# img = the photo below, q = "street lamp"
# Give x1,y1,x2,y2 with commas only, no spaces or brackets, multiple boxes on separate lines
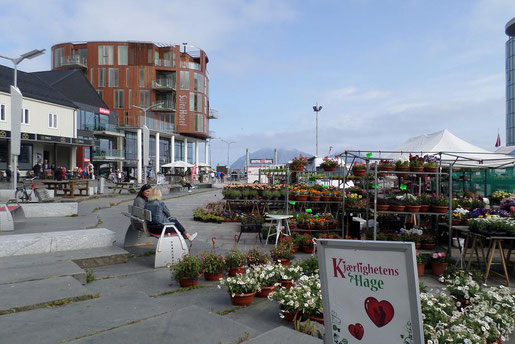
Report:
0,49,45,189
220,139,236,167
132,102,164,183
312,103,323,157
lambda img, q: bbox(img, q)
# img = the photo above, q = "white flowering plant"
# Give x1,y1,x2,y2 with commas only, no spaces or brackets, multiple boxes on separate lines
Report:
295,274,323,316
247,263,282,287
218,274,260,295
439,269,482,301
279,264,304,281
268,285,303,313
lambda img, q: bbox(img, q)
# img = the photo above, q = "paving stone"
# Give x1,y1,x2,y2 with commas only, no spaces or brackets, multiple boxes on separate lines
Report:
226,296,285,333
0,292,169,344
0,260,86,285
68,305,258,344
0,276,93,313
246,326,323,344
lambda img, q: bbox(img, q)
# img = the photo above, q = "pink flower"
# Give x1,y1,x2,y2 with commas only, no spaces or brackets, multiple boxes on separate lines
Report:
438,252,446,258
432,253,438,259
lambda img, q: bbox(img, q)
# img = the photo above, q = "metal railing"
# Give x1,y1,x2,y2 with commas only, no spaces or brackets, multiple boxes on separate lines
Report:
152,101,175,111
180,61,201,71
91,148,124,159
140,116,174,133
209,109,219,119
151,79,176,90
83,123,120,132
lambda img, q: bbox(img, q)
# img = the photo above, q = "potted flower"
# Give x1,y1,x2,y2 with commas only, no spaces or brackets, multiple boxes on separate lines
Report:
248,263,282,298
278,264,304,288
419,194,431,212
395,159,409,174
296,275,324,324
423,154,439,173
170,255,203,287
439,269,481,310
352,162,367,177
246,248,270,267
378,159,394,172
431,251,450,276
300,233,315,253
404,196,421,212
225,249,247,276
376,198,390,211
332,190,343,202
416,251,428,277
290,155,308,171
201,252,226,281
219,274,259,306
295,189,309,202
320,189,332,202
320,156,339,171
431,195,450,213
388,198,405,212
271,241,294,266
409,154,425,173
268,284,303,322
421,234,437,250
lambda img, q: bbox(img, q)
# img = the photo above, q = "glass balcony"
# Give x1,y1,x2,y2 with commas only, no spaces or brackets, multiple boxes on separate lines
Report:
208,109,219,119
152,101,175,111
180,61,201,71
155,59,174,67
91,147,124,159
151,79,176,91
60,55,87,69
83,123,119,132
140,116,174,133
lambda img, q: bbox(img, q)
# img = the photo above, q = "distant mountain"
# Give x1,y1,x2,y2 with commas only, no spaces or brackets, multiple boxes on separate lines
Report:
230,148,312,169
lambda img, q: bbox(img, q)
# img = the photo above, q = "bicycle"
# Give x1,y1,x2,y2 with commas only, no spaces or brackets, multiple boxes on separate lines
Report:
15,177,41,203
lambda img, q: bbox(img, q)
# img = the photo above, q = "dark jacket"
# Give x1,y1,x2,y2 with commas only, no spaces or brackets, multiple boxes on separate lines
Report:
132,196,147,228
145,200,171,225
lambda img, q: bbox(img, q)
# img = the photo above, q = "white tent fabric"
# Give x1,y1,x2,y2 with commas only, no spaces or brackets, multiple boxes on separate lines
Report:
161,161,194,168
384,130,515,168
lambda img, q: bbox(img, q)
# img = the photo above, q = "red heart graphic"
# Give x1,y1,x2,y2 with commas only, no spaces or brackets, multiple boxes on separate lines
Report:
364,297,394,327
348,323,364,340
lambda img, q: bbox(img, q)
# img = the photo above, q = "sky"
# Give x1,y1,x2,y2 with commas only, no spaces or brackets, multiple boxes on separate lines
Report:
0,0,514,166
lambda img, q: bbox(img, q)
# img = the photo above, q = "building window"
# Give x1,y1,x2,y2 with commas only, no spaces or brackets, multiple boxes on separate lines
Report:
126,68,130,87
128,89,132,109
147,49,154,64
118,45,128,65
140,90,149,107
98,45,114,65
193,73,204,92
194,114,204,132
124,111,129,126
0,104,5,121
125,132,137,160
180,71,190,90
139,68,145,87
114,89,124,108
53,47,64,68
174,140,184,161
189,93,202,112
108,68,119,87
19,144,33,170
48,113,58,129
163,51,175,67
98,68,106,87
187,142,193,164
90,68,94,85
21,109,29,124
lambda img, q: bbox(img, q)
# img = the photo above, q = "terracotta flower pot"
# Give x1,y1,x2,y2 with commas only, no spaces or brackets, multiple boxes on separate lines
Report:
204,272,223,281
410,166,424,173
419,205,430,212
377,172,386,178
353,169,366,177
227,267,245,277
422,243,436,250
405,205,421,212
308,314,324,325
256,285,276,298
415,242,421,249
320,196,331,202
229,291,256,306
279,259,291,266
179,276,200,288
280,279,294,289
395,166,409,176
308,196,321,202
323,167,336,172
280,308,302,322
295,195,308,202
302,245,315,254
332,196,343,202
431,262,449,276
424,166,438,173
289,195,296,201
389,205,406,212
376,204,390,211
431,205,449,213
379,165,394,172
417,263,425,277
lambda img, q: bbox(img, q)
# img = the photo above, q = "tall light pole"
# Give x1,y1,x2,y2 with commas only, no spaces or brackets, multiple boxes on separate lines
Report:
133,102,163,183
312,103,322,157
0,49,45,189
220,139,236,168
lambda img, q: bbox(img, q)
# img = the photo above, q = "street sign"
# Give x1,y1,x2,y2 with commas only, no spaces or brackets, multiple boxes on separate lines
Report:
250,159,274,164
142,125,150,166
10,86,22,156
317,240,423,344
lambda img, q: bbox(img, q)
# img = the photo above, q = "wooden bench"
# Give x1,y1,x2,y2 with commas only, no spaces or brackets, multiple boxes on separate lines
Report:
121,205,189,268
72,180,90,196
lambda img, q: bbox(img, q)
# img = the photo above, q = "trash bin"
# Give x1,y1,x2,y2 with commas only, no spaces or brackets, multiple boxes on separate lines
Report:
99,177,105,194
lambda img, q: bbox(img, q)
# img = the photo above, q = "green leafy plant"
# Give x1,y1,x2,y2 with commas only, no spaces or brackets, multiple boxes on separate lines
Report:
225,249,247,268
246,248,270,266
201,252,226,274
219,274,260,295
170,255,203,281
270,242,294,261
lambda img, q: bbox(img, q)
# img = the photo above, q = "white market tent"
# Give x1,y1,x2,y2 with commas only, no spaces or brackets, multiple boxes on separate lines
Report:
161,161,194,168
380,129,515,169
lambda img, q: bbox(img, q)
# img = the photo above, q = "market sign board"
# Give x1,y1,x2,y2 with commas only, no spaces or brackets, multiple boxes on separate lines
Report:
249,158,273,164
317,240,423,344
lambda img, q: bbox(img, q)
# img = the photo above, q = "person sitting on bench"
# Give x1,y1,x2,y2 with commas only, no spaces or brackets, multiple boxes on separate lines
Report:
180,176,193,193
131,184,151,230
144,188,197,241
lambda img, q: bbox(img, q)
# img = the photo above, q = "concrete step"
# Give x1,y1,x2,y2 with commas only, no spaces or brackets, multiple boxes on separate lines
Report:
0,276,96,315
68,305,258,344
0,228,116,258
0,260,86,285
0,292,170,344
246,326,323,344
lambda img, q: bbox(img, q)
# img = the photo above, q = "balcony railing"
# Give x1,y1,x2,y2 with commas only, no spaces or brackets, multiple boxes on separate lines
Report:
155,59,174,67
208,109,219,119
60,55,87,68
151,79,176,90
140,116,174,133
209,130,216,138
83,123,120,132
91,148,124,159
152,101,175,111
180,61,201,71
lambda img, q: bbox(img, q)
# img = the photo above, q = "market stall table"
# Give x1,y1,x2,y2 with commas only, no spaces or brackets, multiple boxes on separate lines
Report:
265,214,292,246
